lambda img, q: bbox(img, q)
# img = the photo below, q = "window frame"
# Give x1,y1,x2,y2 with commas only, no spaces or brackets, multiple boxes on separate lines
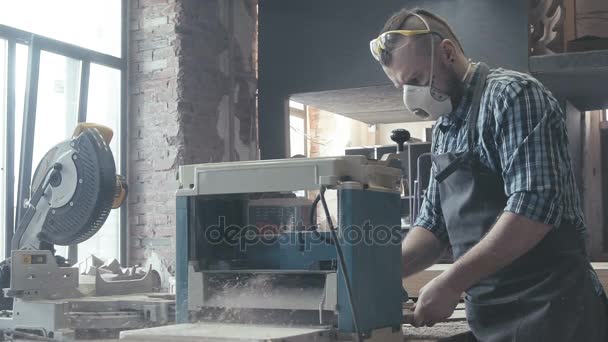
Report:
0,0,128,265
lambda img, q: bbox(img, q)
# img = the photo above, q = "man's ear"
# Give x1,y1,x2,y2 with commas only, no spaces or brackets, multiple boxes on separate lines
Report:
438,39,457,65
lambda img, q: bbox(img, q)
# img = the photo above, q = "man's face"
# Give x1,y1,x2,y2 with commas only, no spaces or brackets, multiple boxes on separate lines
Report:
381,35,431,89
380,34,453,95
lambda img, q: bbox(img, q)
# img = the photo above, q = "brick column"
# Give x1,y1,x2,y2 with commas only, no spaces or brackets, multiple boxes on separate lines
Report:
129,0,257,286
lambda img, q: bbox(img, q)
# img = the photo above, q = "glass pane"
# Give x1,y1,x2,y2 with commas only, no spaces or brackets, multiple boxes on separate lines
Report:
77,63,121,262
0,39,6,258
0,43,28,258
31,51,81,258
32,52,81,170
13,44,28,227
290,115,306,157
0,0,122,57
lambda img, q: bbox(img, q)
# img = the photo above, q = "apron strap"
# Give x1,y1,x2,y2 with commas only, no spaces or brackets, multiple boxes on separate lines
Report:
434,152,472,183
433,63,491,184
465,63,490,151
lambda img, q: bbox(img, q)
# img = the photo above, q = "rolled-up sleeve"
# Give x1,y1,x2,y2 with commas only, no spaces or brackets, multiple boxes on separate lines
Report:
496,80,565,227
414,160,450,243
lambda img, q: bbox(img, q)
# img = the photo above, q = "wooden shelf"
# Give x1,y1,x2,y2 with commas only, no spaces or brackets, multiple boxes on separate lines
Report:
290,50,608,125
529,49,608,111
290,85,431,125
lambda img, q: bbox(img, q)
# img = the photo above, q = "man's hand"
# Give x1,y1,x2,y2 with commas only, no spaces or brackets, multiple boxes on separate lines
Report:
411,274,461,327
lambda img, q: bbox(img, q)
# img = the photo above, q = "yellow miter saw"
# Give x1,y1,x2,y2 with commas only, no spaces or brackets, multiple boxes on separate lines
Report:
0,124,171,340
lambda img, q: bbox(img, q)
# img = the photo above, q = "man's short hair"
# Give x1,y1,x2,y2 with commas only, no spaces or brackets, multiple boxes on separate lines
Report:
380,8,464,53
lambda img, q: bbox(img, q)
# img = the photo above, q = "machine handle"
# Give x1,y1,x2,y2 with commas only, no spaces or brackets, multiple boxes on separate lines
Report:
390,129,411,153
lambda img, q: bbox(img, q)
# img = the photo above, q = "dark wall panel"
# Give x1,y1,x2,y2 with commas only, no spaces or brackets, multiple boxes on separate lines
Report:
258,0,528,159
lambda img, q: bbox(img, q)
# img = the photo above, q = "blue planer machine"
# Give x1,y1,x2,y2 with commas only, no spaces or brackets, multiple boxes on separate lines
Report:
168,156,406,341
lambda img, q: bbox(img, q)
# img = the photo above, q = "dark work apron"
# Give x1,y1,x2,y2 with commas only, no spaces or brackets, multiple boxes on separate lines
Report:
433,63,608,342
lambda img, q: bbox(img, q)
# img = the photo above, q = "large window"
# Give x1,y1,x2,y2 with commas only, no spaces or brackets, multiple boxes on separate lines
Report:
0,2,126,263
0,0,122,57
0,41,28,259
0,40,6,257
78,64,122,261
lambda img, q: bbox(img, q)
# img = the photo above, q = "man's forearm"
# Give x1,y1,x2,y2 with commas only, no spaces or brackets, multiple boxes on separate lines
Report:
440,212,552,293
402,227,447,278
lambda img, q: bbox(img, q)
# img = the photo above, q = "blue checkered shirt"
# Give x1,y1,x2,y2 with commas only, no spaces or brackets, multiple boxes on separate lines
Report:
414,64,585,243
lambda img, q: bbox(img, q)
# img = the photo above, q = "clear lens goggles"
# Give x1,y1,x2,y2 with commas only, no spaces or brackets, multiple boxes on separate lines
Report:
369,29,431,62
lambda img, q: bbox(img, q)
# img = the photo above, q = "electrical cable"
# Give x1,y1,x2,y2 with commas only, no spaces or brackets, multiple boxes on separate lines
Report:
310,194,321,225
309,193,334,245
319,186,363,342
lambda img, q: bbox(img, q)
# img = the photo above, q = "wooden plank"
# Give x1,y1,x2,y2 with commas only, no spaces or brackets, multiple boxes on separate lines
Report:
405,263,608,297
602,119,608,258
120,323,331,341
564,101,583,197
448,309,467,321
403,264,449,298
563,0,577,50
403,322,472,341
595,263,608,292
404,308,467,325
584,110,606,260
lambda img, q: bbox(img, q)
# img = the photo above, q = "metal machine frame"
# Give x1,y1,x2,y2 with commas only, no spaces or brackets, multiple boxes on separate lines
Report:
173,156,405,341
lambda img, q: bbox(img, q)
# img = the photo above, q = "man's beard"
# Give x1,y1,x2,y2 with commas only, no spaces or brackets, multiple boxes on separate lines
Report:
445,65,466,109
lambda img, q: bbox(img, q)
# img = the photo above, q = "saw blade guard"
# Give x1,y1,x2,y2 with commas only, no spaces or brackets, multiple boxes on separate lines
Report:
12,125,120,250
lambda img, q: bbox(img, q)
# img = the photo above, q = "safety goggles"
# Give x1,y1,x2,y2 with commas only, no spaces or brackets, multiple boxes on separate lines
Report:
369,29,432,64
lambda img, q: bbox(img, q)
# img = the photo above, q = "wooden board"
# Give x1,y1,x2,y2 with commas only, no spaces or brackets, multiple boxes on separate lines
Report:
595,263,608,291
403,307,467,324
403,264,449,298
404,263,608,297
403,322,472,342
120,323,331,342
584,110,606,260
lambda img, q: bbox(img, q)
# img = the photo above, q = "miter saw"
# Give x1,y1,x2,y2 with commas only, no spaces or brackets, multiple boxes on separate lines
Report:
0,124,173,340
13,122,125,253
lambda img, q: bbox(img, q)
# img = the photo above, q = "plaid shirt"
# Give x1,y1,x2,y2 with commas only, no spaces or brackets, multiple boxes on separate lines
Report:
415,64,585,243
